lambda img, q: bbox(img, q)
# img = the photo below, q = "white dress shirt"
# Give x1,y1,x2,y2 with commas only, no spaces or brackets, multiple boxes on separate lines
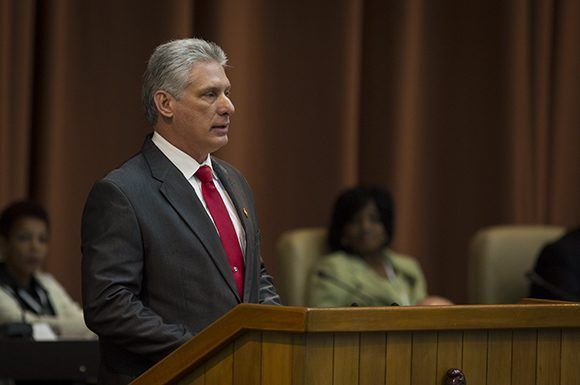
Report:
151,131,246,255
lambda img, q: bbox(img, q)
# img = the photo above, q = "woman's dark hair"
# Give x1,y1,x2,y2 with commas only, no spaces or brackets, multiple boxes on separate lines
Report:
327,186,394,252
0,201,50,238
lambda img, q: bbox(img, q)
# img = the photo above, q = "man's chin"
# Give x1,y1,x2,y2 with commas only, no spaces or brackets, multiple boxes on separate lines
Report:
209,135,229,152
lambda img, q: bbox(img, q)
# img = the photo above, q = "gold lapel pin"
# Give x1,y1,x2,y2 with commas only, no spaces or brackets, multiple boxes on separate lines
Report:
243,208,249,218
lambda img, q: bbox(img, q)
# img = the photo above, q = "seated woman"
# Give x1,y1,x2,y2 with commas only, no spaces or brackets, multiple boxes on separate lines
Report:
307,186,451,307
0,200,93,338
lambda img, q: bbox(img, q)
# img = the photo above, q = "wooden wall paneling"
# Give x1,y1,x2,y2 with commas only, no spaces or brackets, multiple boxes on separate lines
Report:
537,329,561,385
333,332,360,385
561,329,580,385
462,330,488,385
511,329,537,385
176,364,205,385
262,331,293,385
204,343,234,384
292,334,306,385
385,332,411,385
410,331,438,385
305,333,334,385
435,331,463,384
233,331,262,385
487,330,512,385
359,332,386,385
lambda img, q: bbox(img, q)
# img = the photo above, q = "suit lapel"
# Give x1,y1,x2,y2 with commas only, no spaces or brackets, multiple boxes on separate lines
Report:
141,138,241,301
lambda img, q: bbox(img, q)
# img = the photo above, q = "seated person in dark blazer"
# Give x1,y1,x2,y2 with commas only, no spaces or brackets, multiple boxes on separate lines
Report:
529,227,580,301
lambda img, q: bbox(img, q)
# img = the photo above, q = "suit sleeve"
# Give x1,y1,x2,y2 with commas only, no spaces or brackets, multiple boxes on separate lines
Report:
258,260,281,305
253,223,280,305
37,275,95,338
81,179,192,362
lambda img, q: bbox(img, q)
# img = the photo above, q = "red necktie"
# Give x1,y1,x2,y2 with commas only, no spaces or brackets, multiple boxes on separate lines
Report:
195,165,244,297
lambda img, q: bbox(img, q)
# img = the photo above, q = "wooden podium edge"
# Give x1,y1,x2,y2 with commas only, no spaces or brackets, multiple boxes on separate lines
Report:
131,301,580,384
131,304,307,384
305,302,580,331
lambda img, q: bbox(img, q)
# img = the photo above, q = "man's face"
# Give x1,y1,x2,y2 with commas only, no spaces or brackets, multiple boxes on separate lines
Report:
160,60,235,162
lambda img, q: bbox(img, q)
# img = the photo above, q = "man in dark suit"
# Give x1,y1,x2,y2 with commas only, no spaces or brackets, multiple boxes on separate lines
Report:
529,227,580,301
81,38,280,384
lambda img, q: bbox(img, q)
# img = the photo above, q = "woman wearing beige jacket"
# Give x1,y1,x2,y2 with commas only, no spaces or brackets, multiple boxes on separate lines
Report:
0,201,93,339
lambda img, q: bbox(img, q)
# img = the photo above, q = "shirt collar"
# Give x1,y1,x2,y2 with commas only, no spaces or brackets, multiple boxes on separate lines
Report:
152,131,213,180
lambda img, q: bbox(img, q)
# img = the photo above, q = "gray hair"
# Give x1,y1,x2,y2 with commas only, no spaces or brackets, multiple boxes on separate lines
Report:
142,38,228,125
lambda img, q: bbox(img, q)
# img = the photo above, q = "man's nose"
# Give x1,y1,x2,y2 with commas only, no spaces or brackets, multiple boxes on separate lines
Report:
218,94,235,115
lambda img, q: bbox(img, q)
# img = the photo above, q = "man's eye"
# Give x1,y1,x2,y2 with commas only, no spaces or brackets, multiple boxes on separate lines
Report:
205,92,216,98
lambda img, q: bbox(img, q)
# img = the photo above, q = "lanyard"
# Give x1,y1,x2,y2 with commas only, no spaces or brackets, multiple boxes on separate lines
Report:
4,283,52,316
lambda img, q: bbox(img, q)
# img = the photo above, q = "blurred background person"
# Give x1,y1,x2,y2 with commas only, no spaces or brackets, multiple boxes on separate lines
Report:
307,186,452,307
0,201,93,339
529,227,580,301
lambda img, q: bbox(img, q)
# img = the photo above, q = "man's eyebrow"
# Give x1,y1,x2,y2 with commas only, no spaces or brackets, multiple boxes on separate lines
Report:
199,84,231,93
199,86,218,92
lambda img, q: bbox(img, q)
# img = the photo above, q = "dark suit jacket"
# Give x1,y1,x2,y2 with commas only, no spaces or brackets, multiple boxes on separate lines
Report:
530,228,580,301
81,137,280,384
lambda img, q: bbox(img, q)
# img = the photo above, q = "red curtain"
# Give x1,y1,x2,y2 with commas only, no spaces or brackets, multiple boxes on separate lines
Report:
1,0,579,303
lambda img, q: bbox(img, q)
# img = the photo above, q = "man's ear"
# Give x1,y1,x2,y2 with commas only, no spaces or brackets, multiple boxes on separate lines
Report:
153,90,174,119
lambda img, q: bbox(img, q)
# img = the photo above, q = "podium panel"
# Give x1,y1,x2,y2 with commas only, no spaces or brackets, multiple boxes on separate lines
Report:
132,302,580,385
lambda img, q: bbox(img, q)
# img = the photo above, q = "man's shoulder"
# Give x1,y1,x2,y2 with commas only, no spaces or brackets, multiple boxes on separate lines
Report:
104,153,148,182
89,140,159,186
212,156,242,176
211,156,250,190
211,155,233,168
94,136,158,186
83,152,156,208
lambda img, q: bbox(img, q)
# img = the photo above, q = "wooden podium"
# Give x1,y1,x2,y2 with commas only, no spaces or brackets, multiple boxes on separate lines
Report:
131,301,580,385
